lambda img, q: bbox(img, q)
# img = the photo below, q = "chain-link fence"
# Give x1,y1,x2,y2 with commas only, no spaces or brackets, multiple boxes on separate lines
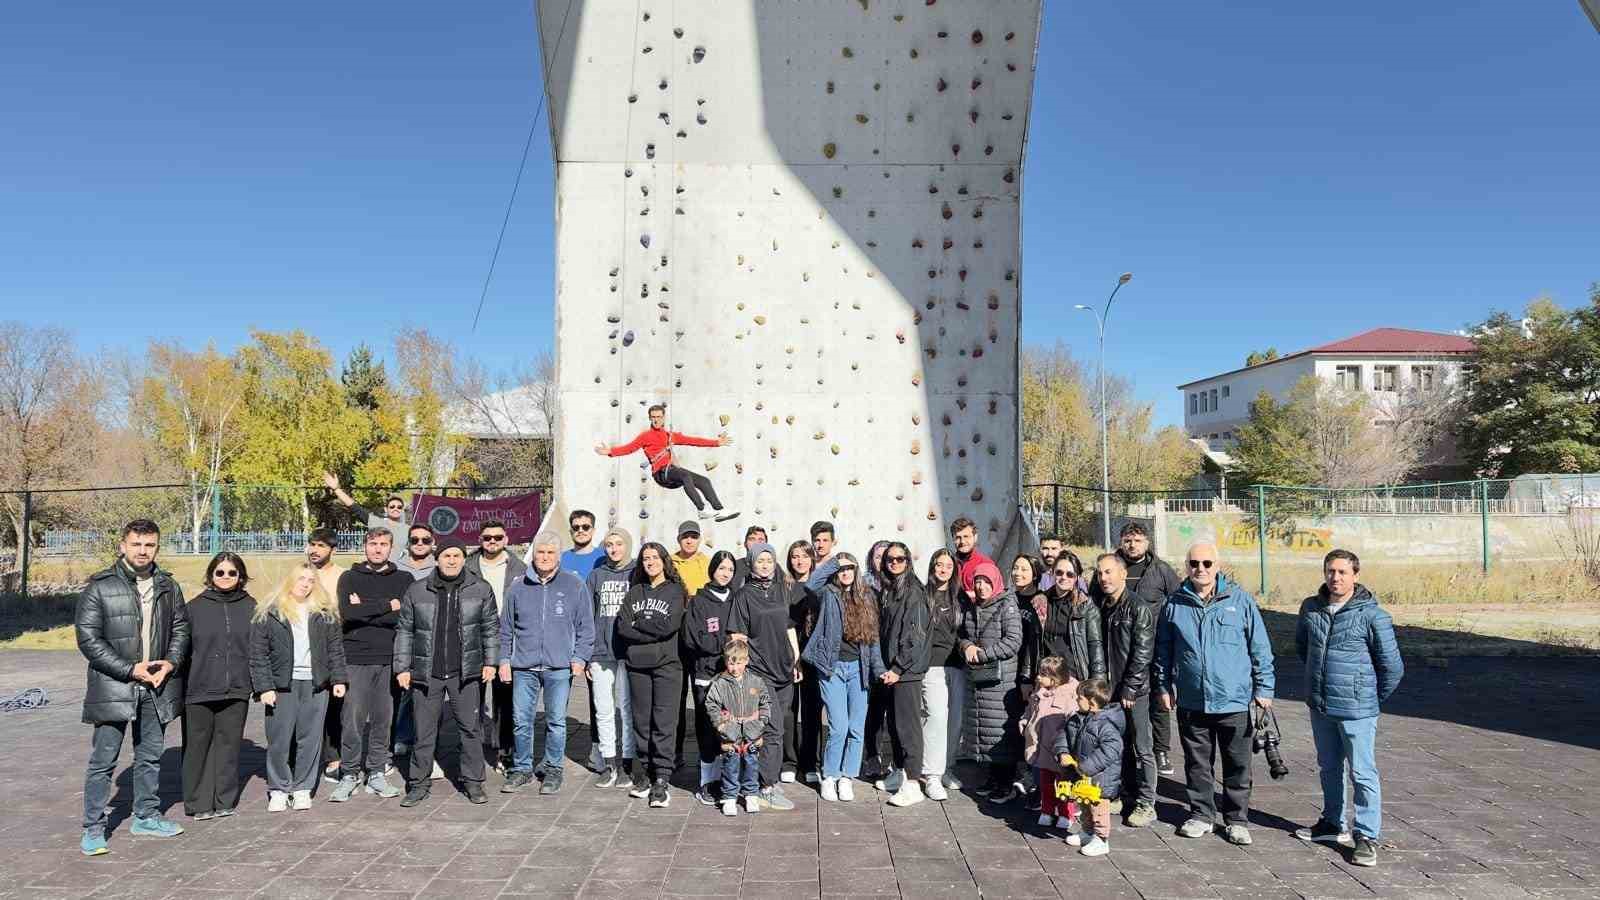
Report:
1,482,551,597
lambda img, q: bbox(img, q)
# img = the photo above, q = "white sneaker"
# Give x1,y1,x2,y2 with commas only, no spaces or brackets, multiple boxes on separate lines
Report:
780,770,796,783
837,779,855,802
1079,835,1109,857
1066,832,1084,847
697,510,715,521
1057,814,1078,833
1037,812,1055,827
820,777,838,802
925,778,949,802
743,795,760,813
721,799,738,817
875,768,905,793
291,790,312,811
430,761,445,781
266,791,288,813
887,780,924,808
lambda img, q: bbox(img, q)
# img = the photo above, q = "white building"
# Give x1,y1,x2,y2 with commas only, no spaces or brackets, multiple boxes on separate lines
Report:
1177,327,1476,451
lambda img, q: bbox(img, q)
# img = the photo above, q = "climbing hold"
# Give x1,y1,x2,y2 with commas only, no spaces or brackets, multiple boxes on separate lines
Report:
645,143,656,159
606,314,622,323
754,315,767,325
912,471,923,485
640,234,651,248
911,373,922,387
910,439,921,455
659,79,668,90
826,81,835,94
855,113,869,124
1003,170,1015,184
971,488,984,502
941,204,953,220
936,77,948,92
952,143,960,157
673,26,684,37
912,414,921,425
830,444,841,455
971,77,982,90
943,238,954,250
692,46,706,63
628,93,638,103
896,329,906,344
622,330,635,347
972,29,983,44
909,48,918,59
928,510,938,520
769,446,778,459
988,294,1000,310
642,45,653,54
658,111,670,124
842,46,854,58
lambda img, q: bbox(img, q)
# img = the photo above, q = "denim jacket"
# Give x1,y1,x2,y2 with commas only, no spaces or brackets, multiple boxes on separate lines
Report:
801,584,886,687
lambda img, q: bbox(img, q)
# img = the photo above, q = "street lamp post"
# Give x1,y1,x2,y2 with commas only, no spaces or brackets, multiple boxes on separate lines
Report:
1075,272,1133,549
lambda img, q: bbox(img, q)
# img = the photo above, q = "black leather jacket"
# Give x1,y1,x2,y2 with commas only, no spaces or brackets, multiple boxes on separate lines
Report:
1040,588,1106,684
74,561,190,725
1098,590,1155,701
395,571,500,678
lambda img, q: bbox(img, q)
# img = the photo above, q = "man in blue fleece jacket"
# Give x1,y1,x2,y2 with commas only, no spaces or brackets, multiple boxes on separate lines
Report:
497,532,594,795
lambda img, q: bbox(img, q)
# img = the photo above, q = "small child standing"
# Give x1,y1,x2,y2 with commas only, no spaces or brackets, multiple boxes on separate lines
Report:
702,640,773,816
1053,677,1125,857
1021,657,1079,831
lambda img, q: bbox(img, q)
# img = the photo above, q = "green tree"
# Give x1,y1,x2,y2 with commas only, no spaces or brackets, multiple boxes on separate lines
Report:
340,344,388,412
1459,289,1600,476
137,341,248,547
1245,347,1280,367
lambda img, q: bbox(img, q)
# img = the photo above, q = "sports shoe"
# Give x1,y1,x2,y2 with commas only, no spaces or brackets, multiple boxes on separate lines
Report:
780,770,797,783
192,811,215,821
1125,802,1158,829
762,786,795,811
323,761,342,784
1066,832,1085,847
875,768,905,794
593,764,619,789
924,778,949,802
722,798,738,816
888,779,924,807
267,791,289,813
80,831,109,856
366,772,402,798
628,771,651,799
714,510,741,522
1295,819,1352,845
329,775,361,803
1222,824,1252,846
837,779,855,802
618,759,637,786
988,783,1019,804
804,771,820,784
399,785,430,808
539,772,563,796
465,783,488,804
697,509,715,521
1175,817,1211,838
291,790,312,811
130,816,184,837
1155,751,1174,776
695,784,719,806
743,794,760,813
214,807,236,818
502,771,533,793
1037,812,1055,828
820,777,839,802
941,772,963,791
648,779,670,808
1079,835,1110,857
1351,835,1378,867
430,761,446,781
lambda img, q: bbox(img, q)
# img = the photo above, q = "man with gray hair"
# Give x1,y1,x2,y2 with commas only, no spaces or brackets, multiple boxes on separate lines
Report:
498,531,595,795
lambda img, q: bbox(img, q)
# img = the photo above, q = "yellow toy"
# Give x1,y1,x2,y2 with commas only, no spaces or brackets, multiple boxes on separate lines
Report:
1054,755,1104,805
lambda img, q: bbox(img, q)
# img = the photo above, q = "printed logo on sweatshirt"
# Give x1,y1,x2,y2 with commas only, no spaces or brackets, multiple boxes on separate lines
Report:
706,616,721,633
638,597,673,617
597,578,629,619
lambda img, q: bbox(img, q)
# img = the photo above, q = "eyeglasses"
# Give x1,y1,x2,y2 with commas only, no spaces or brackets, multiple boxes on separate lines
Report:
571,523,593,532
213,569,239,578
1187,559,1215,570
886,555,909,564
481,534,506,542
410,536,434,545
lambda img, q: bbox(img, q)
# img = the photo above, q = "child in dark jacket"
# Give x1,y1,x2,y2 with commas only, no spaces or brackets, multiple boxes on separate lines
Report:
682,550,738,801
1053,678,1125,857
703,641,773,816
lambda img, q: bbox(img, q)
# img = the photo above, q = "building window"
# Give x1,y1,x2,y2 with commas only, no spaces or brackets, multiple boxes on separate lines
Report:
1209,433,1219,440
1413,365,1436,392
1209,388,1219,409
1221,385,1230,398
1374,365,1398,392
1189,393,1197,414
1223,431,1234,440
1335,365,1362,391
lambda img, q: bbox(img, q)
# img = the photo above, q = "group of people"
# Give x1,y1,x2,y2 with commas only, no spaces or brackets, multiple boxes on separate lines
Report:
74,502,1405,870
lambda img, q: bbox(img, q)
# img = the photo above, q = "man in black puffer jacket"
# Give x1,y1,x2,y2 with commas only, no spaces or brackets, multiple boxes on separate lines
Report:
75,520,190,855
1092,553,1157,827
876,543,932,807
1108,522,1180,776
394,536,500,806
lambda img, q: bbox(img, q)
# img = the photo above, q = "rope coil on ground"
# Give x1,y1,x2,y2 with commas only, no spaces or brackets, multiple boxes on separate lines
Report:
0,687,48,712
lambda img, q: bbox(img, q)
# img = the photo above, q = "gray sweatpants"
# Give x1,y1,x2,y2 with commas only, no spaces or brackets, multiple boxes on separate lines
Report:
266,680,329,793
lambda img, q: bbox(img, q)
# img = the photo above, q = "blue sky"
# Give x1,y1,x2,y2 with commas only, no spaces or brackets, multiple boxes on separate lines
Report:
2,2,1596,426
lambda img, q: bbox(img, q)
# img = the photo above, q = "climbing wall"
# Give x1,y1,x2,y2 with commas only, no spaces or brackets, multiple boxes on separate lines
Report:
539,0,1043,561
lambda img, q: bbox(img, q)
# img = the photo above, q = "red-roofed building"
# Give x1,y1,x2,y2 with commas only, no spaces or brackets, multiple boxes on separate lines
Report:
1176,327,1476,454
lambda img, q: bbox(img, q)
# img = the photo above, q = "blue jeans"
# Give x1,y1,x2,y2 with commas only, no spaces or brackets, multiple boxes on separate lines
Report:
512,668,572,774
818,658,869,779
83,689,165,833
720,747,760,799
1310,710,1382,839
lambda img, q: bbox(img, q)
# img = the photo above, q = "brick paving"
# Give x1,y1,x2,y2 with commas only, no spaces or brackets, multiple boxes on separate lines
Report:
1,649,1596,899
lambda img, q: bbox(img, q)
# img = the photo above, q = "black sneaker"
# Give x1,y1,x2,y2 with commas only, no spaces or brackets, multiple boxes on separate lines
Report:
1295,820,1351,845
628,771,651,799
648,779,670,808
540,772,564,795
322,763,343,785
619,759,637,787
695,783,721,806
501,771,533,793
1351,836,1379,867
399,785,430,808
464,783,488,805
592,766,618,789
1155,751,1174,776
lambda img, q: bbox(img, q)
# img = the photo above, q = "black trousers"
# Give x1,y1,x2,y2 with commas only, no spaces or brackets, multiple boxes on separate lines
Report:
1121,693,1157,806
409,674,485,787
760,681,794,787
886,680,925,778
653,465,722,511
182,699,248,815
1149,669,1172,753
627,662,683,779
782,669,822,775
674,666,692,767
340,662,394,775
862,682,890,774
483,679,514,763
692,682,720,767
1176,708,1253,826
322,693,343,771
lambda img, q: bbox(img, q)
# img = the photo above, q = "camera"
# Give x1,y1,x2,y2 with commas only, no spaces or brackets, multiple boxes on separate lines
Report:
1252,708,1290,781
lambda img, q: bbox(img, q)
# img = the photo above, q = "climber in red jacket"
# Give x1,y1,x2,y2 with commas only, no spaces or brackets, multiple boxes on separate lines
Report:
595,403,740,522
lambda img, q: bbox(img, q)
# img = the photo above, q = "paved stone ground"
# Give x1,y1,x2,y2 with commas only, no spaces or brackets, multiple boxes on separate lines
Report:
1,649,1597,899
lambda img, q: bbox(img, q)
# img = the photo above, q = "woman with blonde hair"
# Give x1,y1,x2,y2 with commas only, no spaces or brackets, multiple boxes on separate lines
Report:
250,563,347,812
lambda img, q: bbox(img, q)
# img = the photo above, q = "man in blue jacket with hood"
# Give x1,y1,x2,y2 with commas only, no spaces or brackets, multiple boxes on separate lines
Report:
1293,549,1402,868
1154,542,1275,847
497,532,595,795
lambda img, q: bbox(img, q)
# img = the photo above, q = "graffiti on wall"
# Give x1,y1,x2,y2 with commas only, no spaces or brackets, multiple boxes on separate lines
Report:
1172,518,1333,555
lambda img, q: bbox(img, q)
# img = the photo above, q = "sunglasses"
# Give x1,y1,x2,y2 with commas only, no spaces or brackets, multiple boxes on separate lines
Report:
213,569,239,578
886,555,909,564
1187,559,1215,570
571,523,593,532
387,503,405,510
838,564,858,573
1054,570,1075,579
481,534,506,542
410,536,434,545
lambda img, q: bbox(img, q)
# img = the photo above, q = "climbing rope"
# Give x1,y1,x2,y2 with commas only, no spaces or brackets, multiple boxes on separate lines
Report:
0,687,49,712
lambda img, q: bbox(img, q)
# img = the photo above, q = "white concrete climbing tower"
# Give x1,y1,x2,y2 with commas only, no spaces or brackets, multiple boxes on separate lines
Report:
539,0,1042,560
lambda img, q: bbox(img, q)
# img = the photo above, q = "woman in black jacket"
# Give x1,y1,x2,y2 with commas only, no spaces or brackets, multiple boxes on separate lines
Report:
250,564,347,812
784,540,822,785
1039,552,1106,684
182,553,256,819
876,542,932,807
616,542,686,807
727,542,803,810
682,550,737,803
1012,554,1047,694
920,549,965,799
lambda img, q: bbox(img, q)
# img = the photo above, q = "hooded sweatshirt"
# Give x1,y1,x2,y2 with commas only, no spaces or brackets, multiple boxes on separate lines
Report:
727,543,799,686
614,577,687,670
184,587,258,703
585,527,636,665
337,560,413,664
682,581,735,685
